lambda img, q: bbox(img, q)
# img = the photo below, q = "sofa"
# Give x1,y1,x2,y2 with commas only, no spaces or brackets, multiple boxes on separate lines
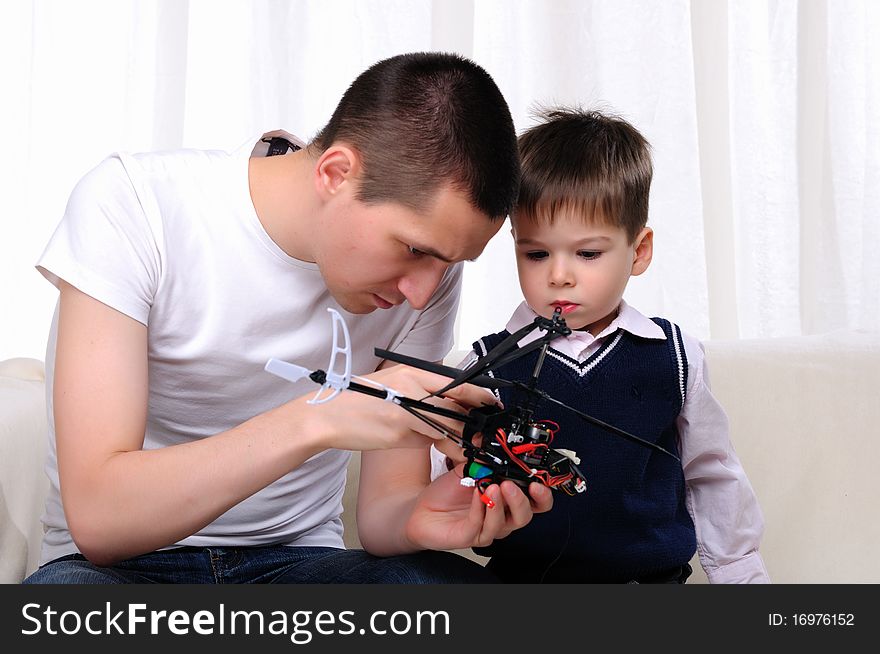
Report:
3,328,879,583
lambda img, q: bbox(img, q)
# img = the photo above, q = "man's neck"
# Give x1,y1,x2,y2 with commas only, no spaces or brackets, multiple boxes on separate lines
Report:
248,151,317,262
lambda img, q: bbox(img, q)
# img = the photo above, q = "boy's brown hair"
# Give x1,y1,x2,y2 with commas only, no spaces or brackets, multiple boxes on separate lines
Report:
515,108,652,242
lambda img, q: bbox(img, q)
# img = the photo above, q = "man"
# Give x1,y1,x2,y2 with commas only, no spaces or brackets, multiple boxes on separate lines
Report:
25,52,551,584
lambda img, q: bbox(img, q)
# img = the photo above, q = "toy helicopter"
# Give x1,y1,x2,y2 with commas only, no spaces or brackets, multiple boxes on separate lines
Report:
265,307,678,508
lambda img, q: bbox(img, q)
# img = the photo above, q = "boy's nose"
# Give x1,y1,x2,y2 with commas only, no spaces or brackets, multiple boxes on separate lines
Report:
548,260,574,286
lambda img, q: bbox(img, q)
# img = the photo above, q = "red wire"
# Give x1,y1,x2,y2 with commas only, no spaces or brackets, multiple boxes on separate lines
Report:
495,429,536,477
490,424,580,490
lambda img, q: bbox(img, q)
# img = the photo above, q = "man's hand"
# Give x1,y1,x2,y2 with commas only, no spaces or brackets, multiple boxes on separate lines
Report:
296,363,499,453
403,465,553,551
355,359,549,556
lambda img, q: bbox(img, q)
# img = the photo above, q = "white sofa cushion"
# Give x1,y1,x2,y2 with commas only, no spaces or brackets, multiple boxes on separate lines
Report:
0,358,49,583
689,329,880,583
4,329,879,582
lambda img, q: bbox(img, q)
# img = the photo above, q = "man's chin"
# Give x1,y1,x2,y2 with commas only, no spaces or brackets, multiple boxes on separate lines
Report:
332,295,377,315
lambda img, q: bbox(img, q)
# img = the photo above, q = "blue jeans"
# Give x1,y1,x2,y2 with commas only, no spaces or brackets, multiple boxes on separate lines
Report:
22,546,499,584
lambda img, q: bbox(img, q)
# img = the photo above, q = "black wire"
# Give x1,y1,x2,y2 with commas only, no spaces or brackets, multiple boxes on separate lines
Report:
538,506,571,583
396,403,467,449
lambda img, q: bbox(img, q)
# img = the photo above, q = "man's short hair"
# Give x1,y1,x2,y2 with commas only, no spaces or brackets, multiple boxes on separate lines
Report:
311,52,520,221
515,108,653,242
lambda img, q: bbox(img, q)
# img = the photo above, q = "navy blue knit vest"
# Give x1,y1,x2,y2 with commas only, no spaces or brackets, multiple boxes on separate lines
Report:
473,318,696,582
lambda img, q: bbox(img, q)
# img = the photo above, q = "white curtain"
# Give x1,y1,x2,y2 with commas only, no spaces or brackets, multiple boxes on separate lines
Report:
1,0,877,361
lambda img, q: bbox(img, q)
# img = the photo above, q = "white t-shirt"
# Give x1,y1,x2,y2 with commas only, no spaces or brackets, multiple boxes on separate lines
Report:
36,135,462,564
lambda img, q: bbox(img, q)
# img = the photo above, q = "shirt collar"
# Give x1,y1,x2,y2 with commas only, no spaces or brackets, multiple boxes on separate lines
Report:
250,130,307,157
504,299,666,350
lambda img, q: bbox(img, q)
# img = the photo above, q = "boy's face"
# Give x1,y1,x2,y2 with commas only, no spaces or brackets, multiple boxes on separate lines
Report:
314,185,502,314
513,212,652,335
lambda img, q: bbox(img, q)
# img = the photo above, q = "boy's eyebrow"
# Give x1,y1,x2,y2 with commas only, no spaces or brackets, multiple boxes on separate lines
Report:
515,236,614,246
573,236,614,246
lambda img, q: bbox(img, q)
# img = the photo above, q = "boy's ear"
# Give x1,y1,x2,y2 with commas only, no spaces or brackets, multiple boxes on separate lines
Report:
630,227,654,276
314,145,361,201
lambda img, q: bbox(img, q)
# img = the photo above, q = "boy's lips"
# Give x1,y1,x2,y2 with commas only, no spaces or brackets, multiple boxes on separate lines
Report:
550,301,580,315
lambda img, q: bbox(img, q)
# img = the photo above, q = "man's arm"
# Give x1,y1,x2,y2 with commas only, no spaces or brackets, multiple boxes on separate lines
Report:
54,282,495,566
54,282,335,565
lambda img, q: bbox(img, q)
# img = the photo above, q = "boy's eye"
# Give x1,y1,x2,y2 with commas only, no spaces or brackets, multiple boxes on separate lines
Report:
525,251,548,261
577,250,601,260
408,245,427,257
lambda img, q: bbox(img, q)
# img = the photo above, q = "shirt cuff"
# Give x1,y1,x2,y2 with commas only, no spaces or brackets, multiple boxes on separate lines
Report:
705,551,771,584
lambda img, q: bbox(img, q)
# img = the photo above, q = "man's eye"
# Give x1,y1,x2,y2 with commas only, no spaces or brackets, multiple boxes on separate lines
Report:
525,251,548,261
408,245,426,257
578,250,601,260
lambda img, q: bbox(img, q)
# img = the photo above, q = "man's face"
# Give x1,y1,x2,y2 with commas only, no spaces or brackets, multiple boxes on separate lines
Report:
513,212,649,335
313,185,502,314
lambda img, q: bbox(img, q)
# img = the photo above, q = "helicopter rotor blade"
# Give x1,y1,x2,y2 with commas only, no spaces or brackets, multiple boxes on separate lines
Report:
428,322,555,398
431,335,554,399
516,383,681,461
473,337,555,378
374,348,515,390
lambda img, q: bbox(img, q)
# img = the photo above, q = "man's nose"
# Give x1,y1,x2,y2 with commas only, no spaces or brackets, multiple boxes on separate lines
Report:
398,263,448,310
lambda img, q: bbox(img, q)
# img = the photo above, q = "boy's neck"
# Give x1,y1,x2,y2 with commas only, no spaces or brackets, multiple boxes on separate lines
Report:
574,303,621,337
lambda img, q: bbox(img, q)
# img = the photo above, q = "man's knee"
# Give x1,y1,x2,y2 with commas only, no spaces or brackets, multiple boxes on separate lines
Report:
385,551,498,584
22,557,129,584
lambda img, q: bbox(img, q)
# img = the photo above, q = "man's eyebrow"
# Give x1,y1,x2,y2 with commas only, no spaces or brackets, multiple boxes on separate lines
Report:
416,246,456,263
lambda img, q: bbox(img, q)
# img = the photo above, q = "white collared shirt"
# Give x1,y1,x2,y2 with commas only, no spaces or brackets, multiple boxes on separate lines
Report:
452,300,770,583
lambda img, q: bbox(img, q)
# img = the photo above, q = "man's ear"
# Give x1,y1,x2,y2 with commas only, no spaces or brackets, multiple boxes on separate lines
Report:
631,227,654,276
314,145,361,201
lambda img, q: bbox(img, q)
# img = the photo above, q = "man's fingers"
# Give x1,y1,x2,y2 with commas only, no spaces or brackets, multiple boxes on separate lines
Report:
473,482,554,543
497,481,537,535
432,438,466,465
528,482,553,514
437,382,501,409
475,483,512,545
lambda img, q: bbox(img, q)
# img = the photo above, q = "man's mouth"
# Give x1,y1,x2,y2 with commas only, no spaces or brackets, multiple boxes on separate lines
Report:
373,294,394,309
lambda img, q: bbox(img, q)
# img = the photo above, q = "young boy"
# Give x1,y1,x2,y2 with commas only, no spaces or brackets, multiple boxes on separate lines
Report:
436,108,769,583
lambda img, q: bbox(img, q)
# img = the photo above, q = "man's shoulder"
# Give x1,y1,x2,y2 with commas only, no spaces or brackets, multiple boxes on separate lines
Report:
124,143,243,177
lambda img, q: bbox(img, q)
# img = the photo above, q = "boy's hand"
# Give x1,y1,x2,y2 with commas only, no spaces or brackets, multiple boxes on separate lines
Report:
403,465,553,550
